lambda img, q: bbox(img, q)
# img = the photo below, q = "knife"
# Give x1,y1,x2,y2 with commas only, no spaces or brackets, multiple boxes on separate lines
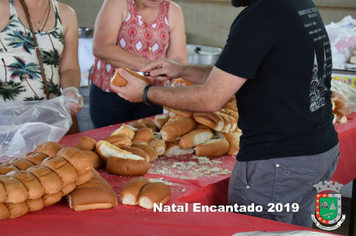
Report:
135,71,150,76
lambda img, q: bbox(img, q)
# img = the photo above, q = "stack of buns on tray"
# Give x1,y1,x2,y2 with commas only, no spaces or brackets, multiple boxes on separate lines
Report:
0,141,117,220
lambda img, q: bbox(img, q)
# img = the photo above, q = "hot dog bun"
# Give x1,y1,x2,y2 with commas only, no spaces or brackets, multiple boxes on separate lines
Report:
160,117,196,141
111,67,152,87
138,182,171,209
179,128,214,149
194,139,230,157
120,177,149,205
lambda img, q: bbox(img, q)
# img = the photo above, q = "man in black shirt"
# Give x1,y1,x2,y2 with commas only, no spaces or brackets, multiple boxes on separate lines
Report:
111,0,340,227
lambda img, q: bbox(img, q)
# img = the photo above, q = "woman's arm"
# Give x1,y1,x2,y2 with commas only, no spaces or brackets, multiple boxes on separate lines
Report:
92,0,152,71
166,1,189,64
58,3,83,114
58,3,80,89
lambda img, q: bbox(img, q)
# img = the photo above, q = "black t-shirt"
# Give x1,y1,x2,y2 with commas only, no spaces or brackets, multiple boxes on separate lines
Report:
215,0,338,161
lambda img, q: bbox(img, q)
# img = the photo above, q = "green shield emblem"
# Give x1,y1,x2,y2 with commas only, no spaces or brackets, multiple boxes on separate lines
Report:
316,193,342,224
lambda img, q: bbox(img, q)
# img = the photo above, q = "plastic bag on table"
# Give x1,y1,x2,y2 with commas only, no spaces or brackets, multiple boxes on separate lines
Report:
0,96,73,162
325,15,356,63
331,79,356,114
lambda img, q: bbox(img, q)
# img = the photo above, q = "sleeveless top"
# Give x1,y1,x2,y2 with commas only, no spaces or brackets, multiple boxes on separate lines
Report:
0,0,64,102
90,0,170,92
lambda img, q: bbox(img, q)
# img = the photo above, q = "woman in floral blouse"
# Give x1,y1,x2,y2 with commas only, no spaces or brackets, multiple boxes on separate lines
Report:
0,0,82,116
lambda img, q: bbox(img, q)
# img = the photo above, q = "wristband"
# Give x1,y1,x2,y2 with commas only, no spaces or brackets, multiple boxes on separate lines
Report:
143,84,153,105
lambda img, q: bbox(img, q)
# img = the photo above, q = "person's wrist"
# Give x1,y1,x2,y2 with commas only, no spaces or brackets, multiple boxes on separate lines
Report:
143,84,153,105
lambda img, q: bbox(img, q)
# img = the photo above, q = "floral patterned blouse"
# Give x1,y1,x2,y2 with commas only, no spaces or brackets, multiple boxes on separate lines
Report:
90,0,170,92
0,0,64,102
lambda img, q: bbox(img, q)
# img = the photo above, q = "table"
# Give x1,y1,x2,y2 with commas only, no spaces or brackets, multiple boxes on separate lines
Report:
331,112,356,236
3,115,354,236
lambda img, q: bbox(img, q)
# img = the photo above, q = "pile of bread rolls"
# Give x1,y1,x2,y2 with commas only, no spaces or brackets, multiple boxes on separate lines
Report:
120,177,171,209
0,141,117,219
153,78,242,158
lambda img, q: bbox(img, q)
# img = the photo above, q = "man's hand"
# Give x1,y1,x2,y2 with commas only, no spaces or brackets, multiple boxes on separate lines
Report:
111,68,147,102
141,58,183,84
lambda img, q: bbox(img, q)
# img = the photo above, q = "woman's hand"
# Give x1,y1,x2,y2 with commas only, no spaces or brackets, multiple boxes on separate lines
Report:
62,87,84,115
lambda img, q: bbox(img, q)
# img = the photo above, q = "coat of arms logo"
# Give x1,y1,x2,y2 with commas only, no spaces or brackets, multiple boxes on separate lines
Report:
311,180,346,231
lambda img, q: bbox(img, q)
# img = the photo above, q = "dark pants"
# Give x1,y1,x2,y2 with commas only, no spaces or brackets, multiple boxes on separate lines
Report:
89,84,163,128
228,144,340,228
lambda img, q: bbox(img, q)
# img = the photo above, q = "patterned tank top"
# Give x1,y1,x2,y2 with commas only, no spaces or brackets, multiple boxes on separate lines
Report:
0,0,64,102
91,0,170,92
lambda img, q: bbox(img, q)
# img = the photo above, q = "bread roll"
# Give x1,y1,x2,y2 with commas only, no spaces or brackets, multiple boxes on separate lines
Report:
333,110,347,124
0,163,18,175
103,134,132,148
74,136,97,151
106,156,150,176
0,182,6,203
96,140,149,176
154,114,170,130
82,150,101,169
139,119,157,132
163,141,194,157
110,124,136,139
5,202,29,218
350,55,356,64
75,169,94,186
179,128,214,149
61,182,77,196
26,198,44,212
194,139,230,157
138,182,171,209
34,142,63,157
134,145,158,163
161,117,196,141
6,170,44,200
120,177,149,205
132,128,153,146
27,165,63,195
68,170,118,211
0,203,10,220
22,152,48,165
120,146,149,162
42,191,63,207
61,183,77,195
111,67,152,87
128,120,148,129
7,158,34,170
193,112,224,131
219,113,232,133
148,138,166,156
164,107,193,118
96,140,144,161
0,175,28,204
56,147,93,175
41,156,79,186
220,131,241,156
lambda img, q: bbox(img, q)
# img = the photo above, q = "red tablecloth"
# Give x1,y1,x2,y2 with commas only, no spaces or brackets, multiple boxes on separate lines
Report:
2,115,352,235
331,112,356,185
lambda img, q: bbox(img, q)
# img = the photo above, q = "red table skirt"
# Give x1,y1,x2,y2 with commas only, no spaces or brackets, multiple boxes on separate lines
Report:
2,113,354,235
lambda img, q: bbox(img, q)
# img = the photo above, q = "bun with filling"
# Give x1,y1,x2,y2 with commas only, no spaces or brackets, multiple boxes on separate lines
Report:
111,67,152,87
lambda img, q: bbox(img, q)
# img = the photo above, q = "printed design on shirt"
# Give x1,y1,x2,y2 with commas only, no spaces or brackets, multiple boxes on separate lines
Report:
298,7,331,113
309,50,328,113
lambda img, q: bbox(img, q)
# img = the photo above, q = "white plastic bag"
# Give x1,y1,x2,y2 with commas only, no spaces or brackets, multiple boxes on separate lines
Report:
331,79,356,114
0,96,72,162
325,15,356,63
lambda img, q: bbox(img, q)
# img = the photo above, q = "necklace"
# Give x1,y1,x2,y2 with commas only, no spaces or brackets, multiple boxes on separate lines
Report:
29,0,51,33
